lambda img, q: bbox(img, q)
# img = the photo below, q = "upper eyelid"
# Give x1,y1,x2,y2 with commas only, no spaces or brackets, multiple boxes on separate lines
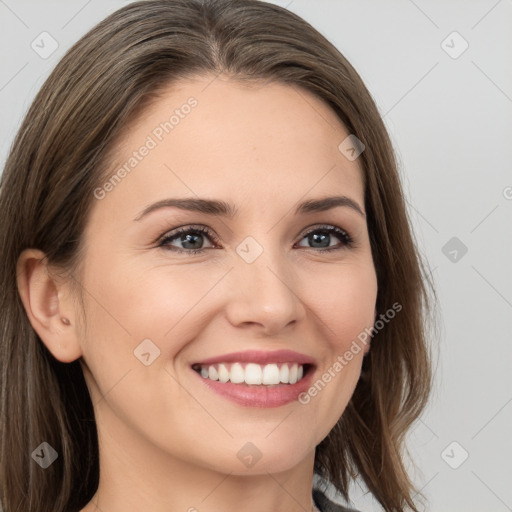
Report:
158,224,218,243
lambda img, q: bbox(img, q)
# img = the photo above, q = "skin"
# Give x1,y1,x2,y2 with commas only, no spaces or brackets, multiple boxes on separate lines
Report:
17,75,377,512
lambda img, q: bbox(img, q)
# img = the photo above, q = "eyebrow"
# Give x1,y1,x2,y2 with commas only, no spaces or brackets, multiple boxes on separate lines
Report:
133,195,365,222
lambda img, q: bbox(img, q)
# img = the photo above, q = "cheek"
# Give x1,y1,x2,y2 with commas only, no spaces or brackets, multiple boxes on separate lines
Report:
304,259,377,349
77,261,212,436
77,258,233,415
82,254,216,344
296,260,376,429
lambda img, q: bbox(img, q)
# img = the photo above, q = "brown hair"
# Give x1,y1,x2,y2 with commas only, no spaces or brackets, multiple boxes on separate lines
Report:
0,1,435,511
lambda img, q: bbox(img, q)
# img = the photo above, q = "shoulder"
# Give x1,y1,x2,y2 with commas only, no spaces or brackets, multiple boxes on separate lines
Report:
313,488,362,512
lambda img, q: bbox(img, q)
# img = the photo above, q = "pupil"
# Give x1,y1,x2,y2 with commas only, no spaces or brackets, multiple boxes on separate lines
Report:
183,233,202,249
310,232,329,248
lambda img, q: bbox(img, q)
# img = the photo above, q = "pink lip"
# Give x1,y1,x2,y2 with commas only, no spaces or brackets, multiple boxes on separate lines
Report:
192,365,315,408
191,349,317,408
192,349,316,366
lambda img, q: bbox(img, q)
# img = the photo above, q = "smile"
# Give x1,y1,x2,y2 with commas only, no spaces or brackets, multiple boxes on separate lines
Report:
192,362,307,386
190,349,316,407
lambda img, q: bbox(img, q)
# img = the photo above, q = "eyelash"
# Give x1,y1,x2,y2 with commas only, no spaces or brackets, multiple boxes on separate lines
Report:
156,224,355,255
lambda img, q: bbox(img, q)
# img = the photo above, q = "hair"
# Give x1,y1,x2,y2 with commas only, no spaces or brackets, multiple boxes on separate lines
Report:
0,1,435,511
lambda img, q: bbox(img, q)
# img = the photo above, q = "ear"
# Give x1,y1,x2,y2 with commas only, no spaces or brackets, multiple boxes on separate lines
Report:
16,248,83,363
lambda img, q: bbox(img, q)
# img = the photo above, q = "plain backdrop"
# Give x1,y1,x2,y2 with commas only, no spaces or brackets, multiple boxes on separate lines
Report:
1,1,511,511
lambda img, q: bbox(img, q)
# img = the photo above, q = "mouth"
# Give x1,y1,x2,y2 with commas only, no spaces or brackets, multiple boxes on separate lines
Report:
191,361,314,386
190,349,316,407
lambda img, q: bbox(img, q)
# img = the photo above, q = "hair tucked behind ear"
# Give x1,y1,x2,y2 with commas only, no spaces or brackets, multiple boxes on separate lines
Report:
0,1,434,511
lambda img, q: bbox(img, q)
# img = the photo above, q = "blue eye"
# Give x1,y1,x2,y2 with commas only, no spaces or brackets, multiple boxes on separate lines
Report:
157,224,354,255
297,225,354,252
158,225,218,255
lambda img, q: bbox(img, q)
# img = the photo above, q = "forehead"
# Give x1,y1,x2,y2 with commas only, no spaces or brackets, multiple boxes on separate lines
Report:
93,75,365,224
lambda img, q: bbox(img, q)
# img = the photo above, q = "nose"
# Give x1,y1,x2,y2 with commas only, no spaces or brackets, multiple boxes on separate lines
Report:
224,244,306,335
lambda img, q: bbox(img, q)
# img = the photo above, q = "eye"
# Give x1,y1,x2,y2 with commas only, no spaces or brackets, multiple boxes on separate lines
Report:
157,225,219,255
295,225,354,252
157,223,355,256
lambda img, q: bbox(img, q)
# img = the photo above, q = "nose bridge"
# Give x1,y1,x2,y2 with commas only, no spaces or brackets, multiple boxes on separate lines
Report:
225,235,304,331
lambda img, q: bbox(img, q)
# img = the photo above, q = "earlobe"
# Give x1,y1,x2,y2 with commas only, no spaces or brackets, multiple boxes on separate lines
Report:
16,248,83,363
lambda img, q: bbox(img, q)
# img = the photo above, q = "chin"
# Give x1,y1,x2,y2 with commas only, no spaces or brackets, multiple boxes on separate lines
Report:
197,435,315,476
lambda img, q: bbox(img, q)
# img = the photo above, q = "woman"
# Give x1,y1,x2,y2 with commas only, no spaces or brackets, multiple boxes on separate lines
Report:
0,1,434,511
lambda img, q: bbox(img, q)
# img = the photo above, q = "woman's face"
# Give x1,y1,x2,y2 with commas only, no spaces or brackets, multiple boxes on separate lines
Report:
77,75,377,475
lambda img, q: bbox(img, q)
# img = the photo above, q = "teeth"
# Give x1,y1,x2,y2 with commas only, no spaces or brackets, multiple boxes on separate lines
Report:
289,363,298,384
218,363,229,383
208,365,218,381
280,364,289,383
230,363,244,384
195,362,306,385
245,363,262,385
263,363,280,385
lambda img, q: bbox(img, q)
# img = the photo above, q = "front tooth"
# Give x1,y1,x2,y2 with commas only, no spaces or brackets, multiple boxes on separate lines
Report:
262,363,280,385
208,365,219,381
280,364,290,384
230,363,245,383
218,363,229,383
297,365,303,381
245,363,262,385
289,363,298,384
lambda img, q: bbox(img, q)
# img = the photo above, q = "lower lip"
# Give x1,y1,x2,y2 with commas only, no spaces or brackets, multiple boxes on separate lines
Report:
192,367,314,408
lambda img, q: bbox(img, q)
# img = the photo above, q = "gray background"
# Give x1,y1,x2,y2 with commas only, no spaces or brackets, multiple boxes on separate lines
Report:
1,1,511,511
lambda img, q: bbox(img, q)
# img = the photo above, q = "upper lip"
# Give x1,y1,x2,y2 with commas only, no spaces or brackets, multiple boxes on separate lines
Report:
192,349,316,367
